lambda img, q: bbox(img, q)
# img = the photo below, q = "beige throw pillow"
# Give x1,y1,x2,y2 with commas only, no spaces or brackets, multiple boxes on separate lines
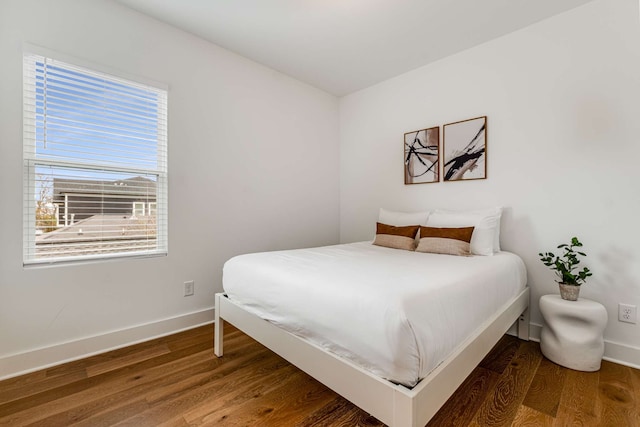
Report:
416,226,475,256
373,222,420,251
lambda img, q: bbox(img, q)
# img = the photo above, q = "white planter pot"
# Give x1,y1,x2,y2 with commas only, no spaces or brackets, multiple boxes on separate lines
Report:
559,283,580,301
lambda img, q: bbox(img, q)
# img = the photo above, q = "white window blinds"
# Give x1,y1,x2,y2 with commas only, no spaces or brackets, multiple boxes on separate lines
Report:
23,53,168,265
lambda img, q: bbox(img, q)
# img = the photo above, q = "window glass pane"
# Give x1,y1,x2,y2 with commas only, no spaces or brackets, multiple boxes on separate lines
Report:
147,202,157,217
33,165,160,260
33,60,165,170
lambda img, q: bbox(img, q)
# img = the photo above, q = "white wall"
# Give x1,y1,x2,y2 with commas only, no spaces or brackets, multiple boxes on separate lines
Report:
0,0,340,378
340,0,640,365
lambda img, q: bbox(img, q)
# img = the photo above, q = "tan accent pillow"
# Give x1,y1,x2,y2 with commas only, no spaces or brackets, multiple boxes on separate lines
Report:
373,222,420,251
416,226,475,256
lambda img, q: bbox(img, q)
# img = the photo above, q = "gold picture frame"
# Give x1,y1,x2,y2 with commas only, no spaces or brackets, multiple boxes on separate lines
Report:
443,116,487,181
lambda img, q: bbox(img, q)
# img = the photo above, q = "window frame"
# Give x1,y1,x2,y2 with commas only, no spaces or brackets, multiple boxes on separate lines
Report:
23,45,169,266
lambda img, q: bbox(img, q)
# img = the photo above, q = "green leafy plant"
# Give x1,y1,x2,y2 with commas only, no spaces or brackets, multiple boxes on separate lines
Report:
539,237,592,286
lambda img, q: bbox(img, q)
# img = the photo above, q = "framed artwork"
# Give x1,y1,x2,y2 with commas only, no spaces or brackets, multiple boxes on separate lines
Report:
443,116,487,181
404,126,439,185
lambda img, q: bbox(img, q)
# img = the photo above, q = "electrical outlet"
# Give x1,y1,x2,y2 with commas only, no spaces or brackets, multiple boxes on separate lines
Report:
618,303,637,324
184,280,195,297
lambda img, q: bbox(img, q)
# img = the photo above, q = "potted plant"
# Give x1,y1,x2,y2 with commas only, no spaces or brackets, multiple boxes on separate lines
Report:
539,237,592,301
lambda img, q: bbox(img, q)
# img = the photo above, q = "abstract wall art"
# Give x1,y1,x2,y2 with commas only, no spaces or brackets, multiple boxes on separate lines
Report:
443,116,487,181
404,126,439,185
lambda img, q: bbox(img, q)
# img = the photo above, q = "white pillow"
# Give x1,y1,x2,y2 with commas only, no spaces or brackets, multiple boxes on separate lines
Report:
379,208,430,226
426,207,502,255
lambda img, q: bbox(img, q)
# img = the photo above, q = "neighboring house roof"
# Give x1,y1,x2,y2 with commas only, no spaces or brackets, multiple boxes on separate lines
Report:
36,214,156,244
53,176,157,198
35,213,157,258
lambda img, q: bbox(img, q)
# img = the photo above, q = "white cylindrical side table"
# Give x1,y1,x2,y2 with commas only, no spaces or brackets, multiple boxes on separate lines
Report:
539,294,608,372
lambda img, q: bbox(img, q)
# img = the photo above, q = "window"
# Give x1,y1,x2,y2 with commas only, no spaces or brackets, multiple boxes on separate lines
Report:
132,202,146,218
23,52,168,264
130,202,156,218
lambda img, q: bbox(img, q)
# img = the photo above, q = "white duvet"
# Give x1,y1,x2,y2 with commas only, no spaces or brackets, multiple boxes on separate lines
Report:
223,242,527,387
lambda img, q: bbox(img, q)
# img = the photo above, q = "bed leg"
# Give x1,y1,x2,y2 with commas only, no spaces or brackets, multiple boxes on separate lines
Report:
214,293,224,357
518,307,530,341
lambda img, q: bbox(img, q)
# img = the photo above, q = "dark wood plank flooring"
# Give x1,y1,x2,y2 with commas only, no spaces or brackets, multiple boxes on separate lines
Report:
1,324,638,426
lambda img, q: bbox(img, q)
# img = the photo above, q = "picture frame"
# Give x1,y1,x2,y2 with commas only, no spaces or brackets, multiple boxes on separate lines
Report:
404,126,439,185
443,116,487,181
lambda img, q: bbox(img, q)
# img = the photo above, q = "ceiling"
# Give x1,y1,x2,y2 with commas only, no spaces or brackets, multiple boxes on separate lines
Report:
116,0,594,96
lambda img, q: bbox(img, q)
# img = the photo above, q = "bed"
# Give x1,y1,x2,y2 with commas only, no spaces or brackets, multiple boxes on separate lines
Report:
214,241,529,427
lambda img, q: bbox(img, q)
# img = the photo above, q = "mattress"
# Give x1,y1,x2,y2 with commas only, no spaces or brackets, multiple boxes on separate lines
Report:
223,241,527,387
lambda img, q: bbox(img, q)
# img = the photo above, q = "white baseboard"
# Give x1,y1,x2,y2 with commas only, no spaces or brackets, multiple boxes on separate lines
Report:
521,322,640,370
0,308,214,381
4,314,637,381
602,340,640,370
527,322,542,342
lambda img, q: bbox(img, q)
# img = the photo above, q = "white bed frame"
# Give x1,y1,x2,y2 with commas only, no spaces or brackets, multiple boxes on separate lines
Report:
214,287,529,427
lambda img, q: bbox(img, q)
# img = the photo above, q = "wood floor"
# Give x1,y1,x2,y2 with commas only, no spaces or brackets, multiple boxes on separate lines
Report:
1,324,638,426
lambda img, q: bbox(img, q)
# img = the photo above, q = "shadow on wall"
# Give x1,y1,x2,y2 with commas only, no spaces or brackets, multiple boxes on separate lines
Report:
500,209,570,322
500,208,545,286
595,246,639,305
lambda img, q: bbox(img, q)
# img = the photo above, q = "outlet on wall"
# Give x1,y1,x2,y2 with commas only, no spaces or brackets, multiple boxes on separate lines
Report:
184,280,195,297
618,303,637,324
